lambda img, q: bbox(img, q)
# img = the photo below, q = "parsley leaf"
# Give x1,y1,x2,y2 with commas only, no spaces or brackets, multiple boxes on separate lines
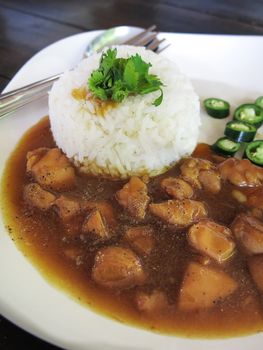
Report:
88,49,164,106
123,60,137,90
153,88,163,106
100,48,117,76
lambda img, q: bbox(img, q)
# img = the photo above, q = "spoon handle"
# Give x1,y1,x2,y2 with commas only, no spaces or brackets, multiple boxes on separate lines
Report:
0,73,61,118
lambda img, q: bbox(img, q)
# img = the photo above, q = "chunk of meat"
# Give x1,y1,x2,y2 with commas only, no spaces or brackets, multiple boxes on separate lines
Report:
248,255,263,293
160,177,193,200
54,195,83,236
135,290,169,313
198,169,221,194
124,226,155,255
83,200,117,229
192,143,226,163
27,148,76,191
218,158,263,187
54,195,82,221
82,209,111,241
116,176,150,220
180,157,214,189
249,208,263,220
188,220,235,263
23,183,56,210
178,262,238,310
92,246,146,289
149,199,207,226
247,187,263,209
26,147,49,171
232,214,263,254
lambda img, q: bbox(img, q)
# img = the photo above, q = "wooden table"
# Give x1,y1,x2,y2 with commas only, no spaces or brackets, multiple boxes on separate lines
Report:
1,0,263,348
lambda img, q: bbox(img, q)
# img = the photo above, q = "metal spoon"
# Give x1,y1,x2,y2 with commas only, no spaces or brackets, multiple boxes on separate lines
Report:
85,26,143,56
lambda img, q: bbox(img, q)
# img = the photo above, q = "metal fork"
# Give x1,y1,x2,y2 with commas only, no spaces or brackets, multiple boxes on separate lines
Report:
0,26,167,119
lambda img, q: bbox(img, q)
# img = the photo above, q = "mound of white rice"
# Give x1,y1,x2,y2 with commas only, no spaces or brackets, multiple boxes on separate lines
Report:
49,45,200,178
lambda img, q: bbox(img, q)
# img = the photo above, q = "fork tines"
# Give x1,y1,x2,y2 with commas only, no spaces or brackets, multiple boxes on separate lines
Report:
124,25,157,45
124,25,166,52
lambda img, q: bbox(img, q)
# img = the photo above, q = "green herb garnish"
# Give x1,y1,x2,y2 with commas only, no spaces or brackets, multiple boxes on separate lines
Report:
88,48,164,106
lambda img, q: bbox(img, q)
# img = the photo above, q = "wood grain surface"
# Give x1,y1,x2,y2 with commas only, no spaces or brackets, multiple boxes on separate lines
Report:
1,0,263,349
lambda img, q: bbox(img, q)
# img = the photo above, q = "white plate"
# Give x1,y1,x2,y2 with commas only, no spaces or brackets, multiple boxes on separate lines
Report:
1,30,263,350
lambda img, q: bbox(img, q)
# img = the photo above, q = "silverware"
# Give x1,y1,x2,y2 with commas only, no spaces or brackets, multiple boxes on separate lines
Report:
0,25,167,119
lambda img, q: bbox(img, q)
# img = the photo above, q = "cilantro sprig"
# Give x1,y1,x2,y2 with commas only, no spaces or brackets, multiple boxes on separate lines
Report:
88,48,164,106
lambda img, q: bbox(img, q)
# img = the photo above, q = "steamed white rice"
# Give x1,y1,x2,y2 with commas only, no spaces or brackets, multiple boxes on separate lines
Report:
49,45,200,178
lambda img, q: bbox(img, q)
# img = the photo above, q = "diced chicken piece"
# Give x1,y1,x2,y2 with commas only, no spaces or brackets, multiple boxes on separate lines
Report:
160,177,193,200
116,176,150,220
180,157,214,189
188,220,235,263
232,214,263,254
198,169,221,194
249,208,263,220
178,262,238,310
192,143,226,164
82,209,111,241
135,289,169,313
191,143,214,161
191,143,227,164
54,196,83,236
83,200,117,229
247,187,263,209
243,187,263,219
149,199,207,226
124,226,155,255
26,148,76,191
92,246,146,289
180,157,221,193
54,195,82,221
248,255,263,293
23,183,56,210
26,147,49,171
218,158,263,187
211,154,227,164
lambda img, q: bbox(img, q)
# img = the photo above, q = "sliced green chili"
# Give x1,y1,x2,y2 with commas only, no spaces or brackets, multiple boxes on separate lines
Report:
244,140,263,166
224,121,256,142
234,103,263,129
212,137,241,156
204,98,230,119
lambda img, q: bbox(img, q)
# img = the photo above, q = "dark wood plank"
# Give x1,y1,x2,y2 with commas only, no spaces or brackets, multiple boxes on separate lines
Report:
0,316,61,350
0,6,82,79
164,0,263,28
1,0,263,34
0,75,9,92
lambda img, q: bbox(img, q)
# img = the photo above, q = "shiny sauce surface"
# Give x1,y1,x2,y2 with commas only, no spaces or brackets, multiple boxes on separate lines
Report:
2,116,263,338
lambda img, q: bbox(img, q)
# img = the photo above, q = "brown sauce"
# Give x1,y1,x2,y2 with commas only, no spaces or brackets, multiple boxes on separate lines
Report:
71,87,117,116
1,116,263,338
